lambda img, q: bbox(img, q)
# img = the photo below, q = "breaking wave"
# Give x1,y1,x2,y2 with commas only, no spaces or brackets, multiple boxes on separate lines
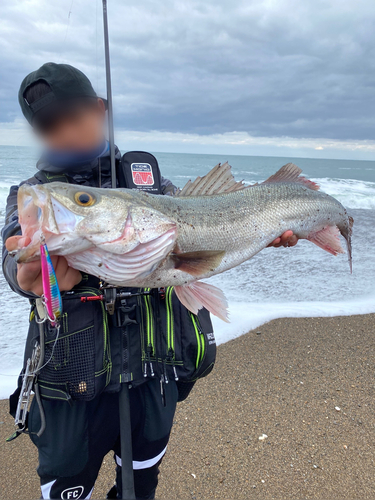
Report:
312,177,375,210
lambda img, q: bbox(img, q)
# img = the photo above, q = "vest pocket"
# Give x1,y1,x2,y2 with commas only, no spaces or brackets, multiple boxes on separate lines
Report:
38,287,111,402
161,288,216,382
134,287,216,389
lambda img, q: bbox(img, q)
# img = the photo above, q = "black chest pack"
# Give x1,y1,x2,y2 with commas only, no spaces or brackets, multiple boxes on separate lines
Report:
24,151,216,406
118,151,162,193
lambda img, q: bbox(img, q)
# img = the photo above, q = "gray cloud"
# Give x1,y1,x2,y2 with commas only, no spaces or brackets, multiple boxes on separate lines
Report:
1,0,375,141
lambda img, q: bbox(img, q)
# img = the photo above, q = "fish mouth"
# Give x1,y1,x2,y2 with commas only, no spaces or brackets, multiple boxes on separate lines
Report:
14,184,73,262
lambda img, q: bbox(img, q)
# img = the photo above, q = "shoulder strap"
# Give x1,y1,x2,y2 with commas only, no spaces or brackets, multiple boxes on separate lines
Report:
119,151,163,194
34,171,69,184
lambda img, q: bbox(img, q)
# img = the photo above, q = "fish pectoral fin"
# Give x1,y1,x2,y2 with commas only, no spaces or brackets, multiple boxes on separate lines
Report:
174,281,229,322
263,163,320,191
307,225,345,256
171,250,225,277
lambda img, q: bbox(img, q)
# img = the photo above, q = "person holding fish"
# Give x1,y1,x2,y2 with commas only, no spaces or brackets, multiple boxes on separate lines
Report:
2,63,351,500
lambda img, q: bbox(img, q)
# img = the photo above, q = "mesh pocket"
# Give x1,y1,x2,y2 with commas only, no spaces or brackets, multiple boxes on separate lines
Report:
40,326,96,401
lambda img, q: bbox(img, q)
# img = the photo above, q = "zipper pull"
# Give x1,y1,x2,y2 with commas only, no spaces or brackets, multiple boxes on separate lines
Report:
168,348,179,381
162,359,169,384
172,363,179,382
160,374,166,407
196,321,203,335
146,345,155,377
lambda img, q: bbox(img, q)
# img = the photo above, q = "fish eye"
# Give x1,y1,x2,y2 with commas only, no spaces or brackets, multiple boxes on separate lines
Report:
74,191,96,207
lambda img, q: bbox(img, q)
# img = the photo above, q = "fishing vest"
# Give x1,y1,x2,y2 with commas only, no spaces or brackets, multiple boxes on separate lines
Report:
22,151,216,406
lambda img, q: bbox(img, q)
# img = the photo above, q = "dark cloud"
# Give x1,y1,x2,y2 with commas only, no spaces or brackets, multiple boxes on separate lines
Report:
1,0,375,141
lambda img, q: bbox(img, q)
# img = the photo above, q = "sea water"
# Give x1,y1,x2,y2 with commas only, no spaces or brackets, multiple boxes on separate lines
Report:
0,146,374,398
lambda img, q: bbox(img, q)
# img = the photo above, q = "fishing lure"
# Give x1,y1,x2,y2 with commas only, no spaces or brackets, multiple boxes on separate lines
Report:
40,236,62,326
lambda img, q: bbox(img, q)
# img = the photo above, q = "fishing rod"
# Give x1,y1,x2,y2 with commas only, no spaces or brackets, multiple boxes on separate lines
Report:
102,0,116,189
101,2,136,499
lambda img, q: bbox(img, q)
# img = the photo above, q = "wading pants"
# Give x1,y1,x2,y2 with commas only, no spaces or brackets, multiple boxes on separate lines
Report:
28,378,178,499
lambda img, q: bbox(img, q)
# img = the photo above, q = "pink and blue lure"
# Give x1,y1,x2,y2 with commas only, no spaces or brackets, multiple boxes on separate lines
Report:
40,238,62,326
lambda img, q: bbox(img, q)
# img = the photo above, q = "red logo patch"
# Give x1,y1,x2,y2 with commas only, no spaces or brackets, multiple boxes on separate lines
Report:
131,163,154,186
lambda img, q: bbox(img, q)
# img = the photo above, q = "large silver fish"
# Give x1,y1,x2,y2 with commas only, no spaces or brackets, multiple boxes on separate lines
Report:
15,163,353,321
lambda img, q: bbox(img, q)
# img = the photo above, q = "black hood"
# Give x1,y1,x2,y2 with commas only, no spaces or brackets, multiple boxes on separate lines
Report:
36,145,122,187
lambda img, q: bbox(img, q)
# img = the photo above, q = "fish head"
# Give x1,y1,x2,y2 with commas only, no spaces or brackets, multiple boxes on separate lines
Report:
15,182,176,262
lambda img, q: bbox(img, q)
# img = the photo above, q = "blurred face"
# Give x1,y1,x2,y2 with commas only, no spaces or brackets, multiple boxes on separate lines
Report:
35,98,106,152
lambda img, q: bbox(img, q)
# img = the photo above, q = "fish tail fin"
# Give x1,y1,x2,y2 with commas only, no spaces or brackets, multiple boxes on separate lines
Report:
174,281,230,322
343,215,354,274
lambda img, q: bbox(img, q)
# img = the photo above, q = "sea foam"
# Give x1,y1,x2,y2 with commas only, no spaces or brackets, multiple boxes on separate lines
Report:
212,295,375,346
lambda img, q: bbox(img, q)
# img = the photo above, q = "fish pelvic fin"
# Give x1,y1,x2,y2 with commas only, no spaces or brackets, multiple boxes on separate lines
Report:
171,250,225,277
263,163,320,191
307,215,353,273
175,162,247,197
307,225,345,256
174,281,230,322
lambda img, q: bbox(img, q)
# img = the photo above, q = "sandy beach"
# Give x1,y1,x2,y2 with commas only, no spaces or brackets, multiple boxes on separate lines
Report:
1,313,375,500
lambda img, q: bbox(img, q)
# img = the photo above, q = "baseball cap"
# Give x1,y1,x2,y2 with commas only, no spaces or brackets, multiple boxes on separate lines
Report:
19,62,107,124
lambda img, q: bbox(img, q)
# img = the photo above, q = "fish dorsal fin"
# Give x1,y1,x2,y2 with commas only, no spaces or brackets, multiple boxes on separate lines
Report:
263,163,320,191
176,162,247,197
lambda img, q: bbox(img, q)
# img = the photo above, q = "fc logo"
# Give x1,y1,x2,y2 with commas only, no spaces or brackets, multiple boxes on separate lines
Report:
61,486,84,499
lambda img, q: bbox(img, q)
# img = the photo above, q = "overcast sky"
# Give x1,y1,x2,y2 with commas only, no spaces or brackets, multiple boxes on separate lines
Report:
1,0,375,159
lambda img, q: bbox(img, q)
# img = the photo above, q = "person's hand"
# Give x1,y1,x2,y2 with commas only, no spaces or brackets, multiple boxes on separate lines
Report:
5,235,81,295
267,230,299,248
